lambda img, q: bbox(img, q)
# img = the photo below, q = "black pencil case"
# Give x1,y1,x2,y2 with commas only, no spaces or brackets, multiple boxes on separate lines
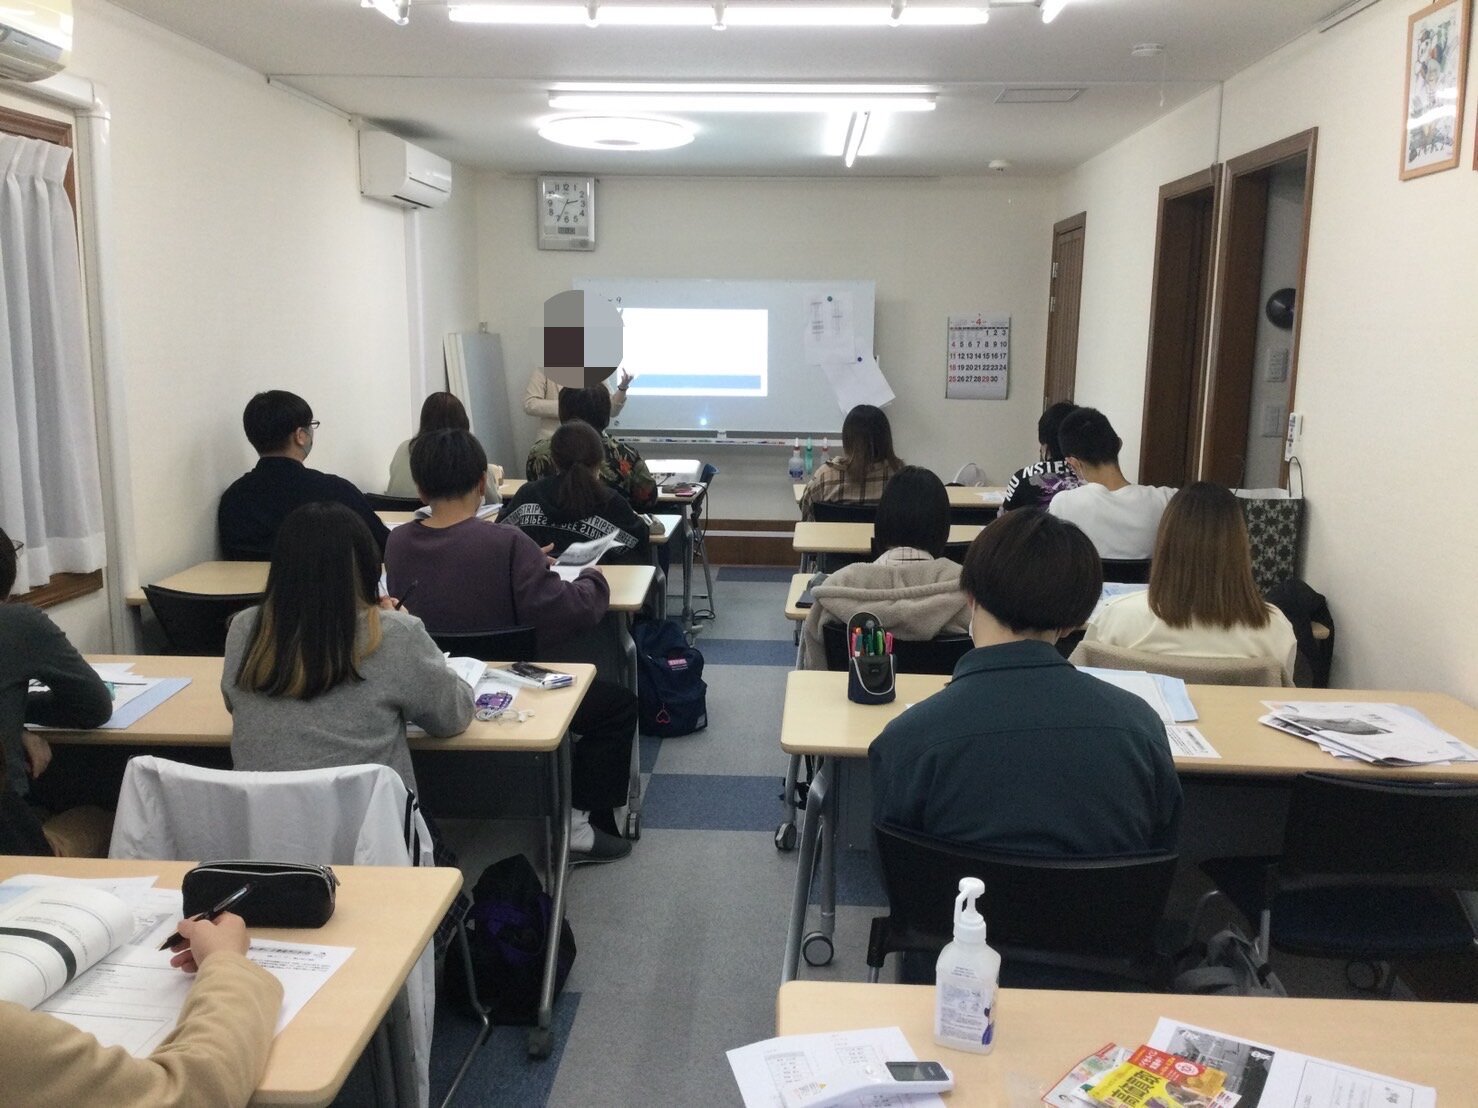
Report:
845,610,896,705
182,860,338,928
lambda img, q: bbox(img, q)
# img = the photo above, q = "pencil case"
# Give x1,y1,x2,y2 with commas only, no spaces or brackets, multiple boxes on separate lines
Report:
182,860,338,928
846,610,896,705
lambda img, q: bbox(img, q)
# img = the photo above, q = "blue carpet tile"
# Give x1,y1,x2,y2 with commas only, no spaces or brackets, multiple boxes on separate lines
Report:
807,842,887,908
697,637,798,667
428,991,580,1108
717,565,796,584
640,772,787,831
639,734,662,774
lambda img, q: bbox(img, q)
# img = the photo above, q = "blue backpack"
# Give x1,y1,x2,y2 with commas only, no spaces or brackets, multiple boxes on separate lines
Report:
632,619,708,737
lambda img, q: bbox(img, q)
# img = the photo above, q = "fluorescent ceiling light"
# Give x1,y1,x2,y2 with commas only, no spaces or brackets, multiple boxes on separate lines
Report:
538,115,695,150
450,3,988,26
1039,0,1068,23
549,84,936,112
842,111,870,168
362,0,410,24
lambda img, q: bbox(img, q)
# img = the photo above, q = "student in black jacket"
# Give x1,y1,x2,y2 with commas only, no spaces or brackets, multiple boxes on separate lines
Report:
0,528,112,805
217,390,389,560
870,509,1182,855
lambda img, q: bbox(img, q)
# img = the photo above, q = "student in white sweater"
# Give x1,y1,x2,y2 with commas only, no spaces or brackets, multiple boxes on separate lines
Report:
1048,407,1173,560
1086,481,1298,680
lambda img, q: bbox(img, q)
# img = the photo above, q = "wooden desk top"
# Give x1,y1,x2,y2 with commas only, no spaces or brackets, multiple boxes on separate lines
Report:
128,563,654,614
793,522,984,556
785,573,812,621
779,670,1478,780
48,656,595,753
793,484,1006,508
658,481,705,505
0,856,460,1108
777,981,1474,1105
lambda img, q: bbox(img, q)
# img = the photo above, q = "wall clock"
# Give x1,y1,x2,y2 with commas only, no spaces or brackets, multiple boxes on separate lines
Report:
537,175,595,251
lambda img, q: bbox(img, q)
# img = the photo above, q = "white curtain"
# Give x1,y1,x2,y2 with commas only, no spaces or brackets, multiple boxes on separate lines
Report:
0,133,105,592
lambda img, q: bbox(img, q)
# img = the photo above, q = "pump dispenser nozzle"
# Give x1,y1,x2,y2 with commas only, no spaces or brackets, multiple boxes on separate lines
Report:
953,877,986,943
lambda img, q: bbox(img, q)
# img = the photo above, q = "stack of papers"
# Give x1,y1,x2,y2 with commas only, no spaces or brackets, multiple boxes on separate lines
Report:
1080,668,1220,760
1260,701,1478,766
728,1026,945,1108
30,663,191,730
444,656,488,690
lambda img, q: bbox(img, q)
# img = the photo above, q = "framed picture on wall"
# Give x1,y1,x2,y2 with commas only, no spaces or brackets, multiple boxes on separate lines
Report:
1400,0,1470,180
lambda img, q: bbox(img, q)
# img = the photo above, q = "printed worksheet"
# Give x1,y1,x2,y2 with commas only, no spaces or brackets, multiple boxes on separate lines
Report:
728,1026,946,1108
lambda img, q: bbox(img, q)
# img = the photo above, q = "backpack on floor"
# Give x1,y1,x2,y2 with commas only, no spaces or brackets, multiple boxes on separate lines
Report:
632,619,708,738
450,853,577,1025
1172,926,1287,997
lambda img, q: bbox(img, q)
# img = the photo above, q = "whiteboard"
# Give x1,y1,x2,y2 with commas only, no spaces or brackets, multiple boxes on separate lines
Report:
573,277,877,436
445,332,518,468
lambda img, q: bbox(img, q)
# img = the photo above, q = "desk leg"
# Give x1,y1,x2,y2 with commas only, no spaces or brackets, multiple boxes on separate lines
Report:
681,509,695,633
818,762,837,943
781,756,830,984
531,731,572,1059
617,611,643,839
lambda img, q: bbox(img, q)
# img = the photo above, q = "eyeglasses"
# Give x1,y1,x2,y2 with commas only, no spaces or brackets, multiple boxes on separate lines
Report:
306,420,321,431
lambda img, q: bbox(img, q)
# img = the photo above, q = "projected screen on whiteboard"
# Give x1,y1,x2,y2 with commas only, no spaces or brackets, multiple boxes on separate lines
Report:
621,308,768,396
574,277,876,435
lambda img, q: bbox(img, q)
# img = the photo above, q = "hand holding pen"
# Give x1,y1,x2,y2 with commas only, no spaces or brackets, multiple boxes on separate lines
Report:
159,882,254,954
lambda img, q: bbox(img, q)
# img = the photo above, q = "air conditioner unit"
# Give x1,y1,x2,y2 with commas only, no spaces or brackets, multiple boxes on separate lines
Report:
358,130,452,209
0,0,72,83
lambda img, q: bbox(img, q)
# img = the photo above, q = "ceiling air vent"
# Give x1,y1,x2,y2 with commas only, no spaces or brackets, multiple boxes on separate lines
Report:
995,87,1085,104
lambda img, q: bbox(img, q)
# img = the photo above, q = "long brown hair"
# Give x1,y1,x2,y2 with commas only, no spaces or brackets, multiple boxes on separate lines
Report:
550,420,608,516
236,503,384,699
1148,482,1270,630
839,404,902,483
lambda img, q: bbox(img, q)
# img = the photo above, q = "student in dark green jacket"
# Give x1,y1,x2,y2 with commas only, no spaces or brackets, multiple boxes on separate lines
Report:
870,509,1181,855
0,528,112,803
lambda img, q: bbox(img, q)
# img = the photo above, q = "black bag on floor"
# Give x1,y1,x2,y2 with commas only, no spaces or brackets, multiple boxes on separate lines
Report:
451,853,576,1025
633,619,708,737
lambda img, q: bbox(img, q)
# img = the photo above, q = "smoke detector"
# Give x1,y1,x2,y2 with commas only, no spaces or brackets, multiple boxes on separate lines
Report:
1131,42,1165,58
987,158,1011,173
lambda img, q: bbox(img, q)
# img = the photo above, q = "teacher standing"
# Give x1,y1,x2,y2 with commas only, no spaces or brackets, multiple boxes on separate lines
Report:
524,368,633,439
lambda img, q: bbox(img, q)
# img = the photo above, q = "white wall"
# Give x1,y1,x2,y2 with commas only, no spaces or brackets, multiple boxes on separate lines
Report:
477,175,1054,521
65,0,480,598
1051,6,1478,701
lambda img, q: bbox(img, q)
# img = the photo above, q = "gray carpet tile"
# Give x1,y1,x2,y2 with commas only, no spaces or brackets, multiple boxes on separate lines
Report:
699,637,800,667
640,772,788,832
651,664,792,778
717,566,796,584
428,992,578,1108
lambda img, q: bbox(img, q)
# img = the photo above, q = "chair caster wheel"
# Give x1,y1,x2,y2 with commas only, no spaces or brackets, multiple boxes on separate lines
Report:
802,931,834,967
527,1027,552,1059
625,812,641,841
774,823,797,851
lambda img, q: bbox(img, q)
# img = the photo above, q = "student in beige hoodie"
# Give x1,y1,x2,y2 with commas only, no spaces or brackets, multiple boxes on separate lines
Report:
800,466,970,670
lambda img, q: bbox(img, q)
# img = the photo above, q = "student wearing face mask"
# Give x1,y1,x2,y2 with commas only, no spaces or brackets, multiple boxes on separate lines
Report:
217,390,390,561
869,508,1182,855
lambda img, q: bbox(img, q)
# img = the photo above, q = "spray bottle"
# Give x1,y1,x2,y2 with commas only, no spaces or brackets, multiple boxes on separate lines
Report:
933,877,999,1054
804,437,814,477
820,436,831,470
788,439,805,482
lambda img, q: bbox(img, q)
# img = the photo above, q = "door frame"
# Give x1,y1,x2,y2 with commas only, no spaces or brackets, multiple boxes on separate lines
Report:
1202,128,1318,487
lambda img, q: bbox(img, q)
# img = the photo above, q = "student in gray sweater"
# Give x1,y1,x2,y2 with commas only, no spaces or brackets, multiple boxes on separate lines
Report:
222,503,472,795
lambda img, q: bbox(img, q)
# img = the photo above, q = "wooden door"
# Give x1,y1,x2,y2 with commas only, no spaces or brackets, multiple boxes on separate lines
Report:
1043,212,1086,406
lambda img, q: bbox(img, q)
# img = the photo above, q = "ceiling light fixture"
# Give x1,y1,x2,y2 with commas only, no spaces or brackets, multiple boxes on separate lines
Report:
1038,0,1068,23
362,0,410,25
538,115,696,150
548,83,936,112
449,3,988,27
842,111,870,168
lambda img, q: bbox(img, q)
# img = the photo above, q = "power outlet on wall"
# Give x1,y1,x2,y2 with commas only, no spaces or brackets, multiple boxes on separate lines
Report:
1260,403,1285,438
1266,348,1290,383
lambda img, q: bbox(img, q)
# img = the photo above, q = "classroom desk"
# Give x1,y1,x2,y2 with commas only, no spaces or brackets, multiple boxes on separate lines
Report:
785,573,812,621
776,981,1477,1105
793,522,984,558
778,675,1478,983
50,656,595,1056
658,482,706,632
0,856,460,1107
792,483,1006,509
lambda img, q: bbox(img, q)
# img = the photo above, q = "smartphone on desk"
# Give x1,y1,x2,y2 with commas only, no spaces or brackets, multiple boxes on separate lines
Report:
668,483,698,497
504,662,574,689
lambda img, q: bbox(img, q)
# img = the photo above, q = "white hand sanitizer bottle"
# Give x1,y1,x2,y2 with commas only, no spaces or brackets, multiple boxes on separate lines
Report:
788,440,805,481
933,877,999,1054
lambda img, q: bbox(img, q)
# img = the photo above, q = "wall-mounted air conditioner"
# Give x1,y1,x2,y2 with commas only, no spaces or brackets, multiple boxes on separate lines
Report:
358,130,453,209
0,0,71,83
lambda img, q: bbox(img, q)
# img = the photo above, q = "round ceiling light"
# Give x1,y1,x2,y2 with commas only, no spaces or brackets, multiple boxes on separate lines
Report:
538,115,694,151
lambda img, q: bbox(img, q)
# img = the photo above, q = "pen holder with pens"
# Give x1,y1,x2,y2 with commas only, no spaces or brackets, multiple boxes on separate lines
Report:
846,611,896,705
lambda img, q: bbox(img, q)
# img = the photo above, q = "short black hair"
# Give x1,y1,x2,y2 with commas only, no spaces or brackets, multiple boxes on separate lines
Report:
1056,407,1122,467
410,429,487,500
874,466,950,558
1037,401,1079,461
242,390,313,454
961,509,1101,633
0,525,15,596
557,385,612,433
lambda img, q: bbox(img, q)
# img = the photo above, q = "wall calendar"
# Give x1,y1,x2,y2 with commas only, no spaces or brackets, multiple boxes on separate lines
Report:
946,314,1009,400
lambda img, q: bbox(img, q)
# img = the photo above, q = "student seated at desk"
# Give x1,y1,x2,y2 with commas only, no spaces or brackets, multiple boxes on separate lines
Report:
1086,481,1298,679
524,366,632,440
384,391,501,501
799,404,904,521
222,502,473,797
386,429,635,863
0,527,112,842
1047,407,1173,560
502,421,650,564
0,911,282,1108
799,467,969,670
870,509,1182,854
217,390,390,561
526,384,657,510
1001,400,1083,512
